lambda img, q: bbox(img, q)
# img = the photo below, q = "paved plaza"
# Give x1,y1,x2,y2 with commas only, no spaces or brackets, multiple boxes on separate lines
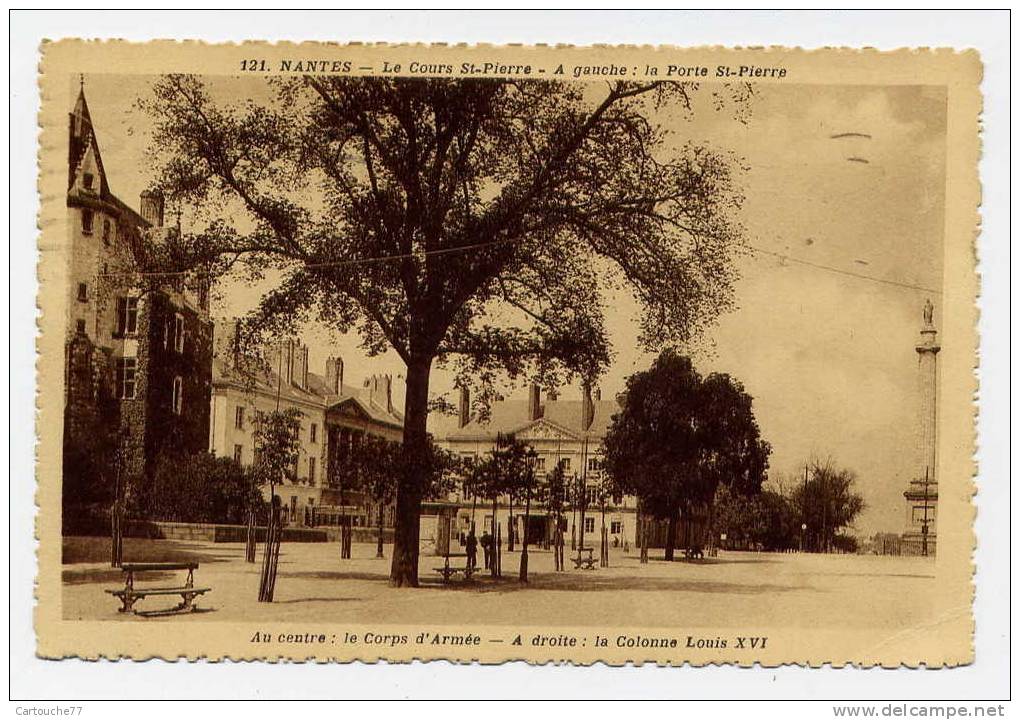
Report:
62,537,936,631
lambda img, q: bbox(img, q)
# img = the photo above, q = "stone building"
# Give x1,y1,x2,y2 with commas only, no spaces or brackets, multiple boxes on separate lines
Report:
208,326,403,527
63,82,212,516
439,384,639,549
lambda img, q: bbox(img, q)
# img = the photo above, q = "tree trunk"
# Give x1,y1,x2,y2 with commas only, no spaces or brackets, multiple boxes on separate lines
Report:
665,512,677,561
640,514,649,564
389,356,432,587
491,495,500,578
376,502,385,558
507,493,515,552
519,492,531,583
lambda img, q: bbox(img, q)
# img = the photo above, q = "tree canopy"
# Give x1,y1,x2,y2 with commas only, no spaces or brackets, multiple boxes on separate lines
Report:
602,350,770,557
139,75,751,585
790,460,866,553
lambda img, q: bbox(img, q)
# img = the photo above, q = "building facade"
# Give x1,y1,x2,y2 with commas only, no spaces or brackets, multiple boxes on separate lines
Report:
439,384,639,550
63,83,212,515
209,329,403,527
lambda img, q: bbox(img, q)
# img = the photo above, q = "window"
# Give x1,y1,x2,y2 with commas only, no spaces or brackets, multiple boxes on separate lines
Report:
610,521,623,535
102,219,112,245
310,423,317,443
116,297,138,335
588,457,601,472
173,313,185,353
584,517,595,533
171,376,183,414
560,458,571,471
234,406,245,430
233,444,243,464
308,458,317,486
75,319,86,335
76,282,88,302
81,209,94,235
534,457,546,471
83,173,94,190
116,358,137,399
586,485,599,506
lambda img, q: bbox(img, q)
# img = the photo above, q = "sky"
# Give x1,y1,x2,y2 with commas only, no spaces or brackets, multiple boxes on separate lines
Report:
77,74,947,536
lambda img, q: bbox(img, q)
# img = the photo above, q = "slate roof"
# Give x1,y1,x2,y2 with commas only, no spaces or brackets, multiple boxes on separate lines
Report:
212,357,404,429
67,86,151,230
444,397,620,442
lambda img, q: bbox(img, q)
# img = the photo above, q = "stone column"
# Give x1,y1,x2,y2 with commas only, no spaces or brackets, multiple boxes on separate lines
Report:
915,314,940,484
904,300,940,555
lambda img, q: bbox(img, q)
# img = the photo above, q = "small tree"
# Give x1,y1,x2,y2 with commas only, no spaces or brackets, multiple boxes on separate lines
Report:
252,408,303,501
545,461,568,571
791,460,866,553
346,435,400,558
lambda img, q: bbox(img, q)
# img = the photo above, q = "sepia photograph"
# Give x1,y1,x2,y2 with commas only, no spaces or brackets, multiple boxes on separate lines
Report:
31,39,982,671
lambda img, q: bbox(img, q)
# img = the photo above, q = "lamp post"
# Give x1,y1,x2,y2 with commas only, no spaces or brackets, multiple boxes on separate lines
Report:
800,523,807,553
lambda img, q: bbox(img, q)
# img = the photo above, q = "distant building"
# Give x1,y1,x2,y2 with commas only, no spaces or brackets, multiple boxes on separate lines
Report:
63,82,212,506
439,383,639,549
209,326,403,526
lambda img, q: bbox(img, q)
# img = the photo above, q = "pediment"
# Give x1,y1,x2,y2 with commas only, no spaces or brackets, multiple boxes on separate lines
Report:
512,418,580,443
327,397,372,421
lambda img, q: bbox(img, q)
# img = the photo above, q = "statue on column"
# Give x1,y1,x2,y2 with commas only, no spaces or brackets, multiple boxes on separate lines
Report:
923,299,934,327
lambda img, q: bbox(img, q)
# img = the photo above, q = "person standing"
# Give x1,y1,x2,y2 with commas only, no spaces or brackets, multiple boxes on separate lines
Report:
481,529,492,570
465,530,478,573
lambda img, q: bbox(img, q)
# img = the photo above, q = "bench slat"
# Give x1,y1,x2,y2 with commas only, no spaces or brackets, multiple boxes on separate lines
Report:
107,587,210,597
120,562,199,572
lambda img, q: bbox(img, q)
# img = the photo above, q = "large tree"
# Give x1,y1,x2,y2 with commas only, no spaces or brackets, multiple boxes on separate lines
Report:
603,350,770,560
140,75,749,585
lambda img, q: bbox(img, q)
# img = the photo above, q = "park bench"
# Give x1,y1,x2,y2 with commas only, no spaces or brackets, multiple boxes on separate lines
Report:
434,553,476,583
106,562,210,616
572,547,598,570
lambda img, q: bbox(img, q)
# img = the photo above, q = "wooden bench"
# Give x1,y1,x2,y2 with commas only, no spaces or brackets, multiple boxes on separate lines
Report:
572,547,598,570
433,553,476,583
106,562,210,616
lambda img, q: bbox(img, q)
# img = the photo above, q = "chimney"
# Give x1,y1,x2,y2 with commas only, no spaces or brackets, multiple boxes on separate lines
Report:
325,356,344,394
285,340,296,386
139,189,164,227
458,386,471,428
581,383,595,432
301,345,309,389
527,384,542,422
231,319,242,369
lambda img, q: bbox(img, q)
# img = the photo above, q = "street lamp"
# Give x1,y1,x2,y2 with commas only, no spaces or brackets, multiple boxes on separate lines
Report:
800,523,807,553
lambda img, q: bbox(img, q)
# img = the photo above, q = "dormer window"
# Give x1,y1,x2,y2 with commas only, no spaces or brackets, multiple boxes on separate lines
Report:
77,282,88,302
81,209,94,235
82,173,94,191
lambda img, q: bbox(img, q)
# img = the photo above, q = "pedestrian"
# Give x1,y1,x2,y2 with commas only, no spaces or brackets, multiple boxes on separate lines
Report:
466,530,478,572
481,529,492,569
